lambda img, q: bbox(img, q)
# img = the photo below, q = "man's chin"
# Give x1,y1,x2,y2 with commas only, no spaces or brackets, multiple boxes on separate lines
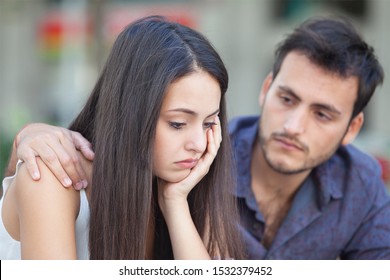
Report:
266,158,309,175
272,166,308,175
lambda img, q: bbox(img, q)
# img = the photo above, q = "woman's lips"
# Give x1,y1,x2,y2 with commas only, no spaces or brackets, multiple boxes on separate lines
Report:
175,159,199,169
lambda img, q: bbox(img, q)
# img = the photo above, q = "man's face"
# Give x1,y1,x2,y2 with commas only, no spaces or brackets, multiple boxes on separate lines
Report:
258,51,363,174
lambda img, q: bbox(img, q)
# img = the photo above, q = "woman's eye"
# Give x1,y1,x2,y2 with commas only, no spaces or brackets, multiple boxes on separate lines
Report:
203,122,216,129
169,122,185,129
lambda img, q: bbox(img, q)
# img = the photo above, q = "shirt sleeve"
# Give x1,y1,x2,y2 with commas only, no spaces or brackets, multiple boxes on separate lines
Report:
341,175,390,260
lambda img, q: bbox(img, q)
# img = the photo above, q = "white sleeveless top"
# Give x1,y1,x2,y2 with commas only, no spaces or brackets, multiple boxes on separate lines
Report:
0,161,90,259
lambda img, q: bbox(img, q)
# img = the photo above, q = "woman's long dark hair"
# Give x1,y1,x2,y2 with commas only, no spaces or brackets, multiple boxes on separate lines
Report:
69,15,243,259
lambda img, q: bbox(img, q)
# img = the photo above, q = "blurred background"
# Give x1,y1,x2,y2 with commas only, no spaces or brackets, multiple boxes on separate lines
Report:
0,0,389,188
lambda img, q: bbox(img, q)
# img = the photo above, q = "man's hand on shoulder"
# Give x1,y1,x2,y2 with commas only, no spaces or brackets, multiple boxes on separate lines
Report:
13,123,94,190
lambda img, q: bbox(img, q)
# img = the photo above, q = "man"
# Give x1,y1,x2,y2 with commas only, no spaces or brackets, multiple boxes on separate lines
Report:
4,17,390,259
229,17,390,259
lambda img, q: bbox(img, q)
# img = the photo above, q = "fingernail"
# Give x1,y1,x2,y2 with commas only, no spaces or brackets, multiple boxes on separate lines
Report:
32,171,40,180
63,178,72,187
82,180,88,189
75,181,83,190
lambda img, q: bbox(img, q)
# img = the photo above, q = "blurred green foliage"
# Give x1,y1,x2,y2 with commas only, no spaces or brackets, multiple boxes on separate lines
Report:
0,132,13,197
0,133,13,178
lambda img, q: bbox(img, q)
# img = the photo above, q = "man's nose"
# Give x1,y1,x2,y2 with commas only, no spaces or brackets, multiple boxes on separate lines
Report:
283,108,307,135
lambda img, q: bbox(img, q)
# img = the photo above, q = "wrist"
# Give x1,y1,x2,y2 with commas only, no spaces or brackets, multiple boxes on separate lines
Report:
160,197,189,218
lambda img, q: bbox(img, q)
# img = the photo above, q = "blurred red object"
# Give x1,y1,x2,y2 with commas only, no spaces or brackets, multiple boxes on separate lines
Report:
37,11,92,60
375,156,390,183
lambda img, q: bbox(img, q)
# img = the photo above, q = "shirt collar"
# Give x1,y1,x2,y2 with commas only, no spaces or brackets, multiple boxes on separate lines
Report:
231,116,259,199
313,149,344,206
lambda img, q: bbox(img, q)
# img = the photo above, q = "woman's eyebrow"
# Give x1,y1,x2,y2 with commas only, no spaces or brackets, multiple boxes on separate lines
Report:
167,108,220,118
207,109,220,118
167,108,196,115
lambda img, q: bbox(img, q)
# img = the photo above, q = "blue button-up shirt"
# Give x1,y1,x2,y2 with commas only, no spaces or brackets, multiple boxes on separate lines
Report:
229,115,390,259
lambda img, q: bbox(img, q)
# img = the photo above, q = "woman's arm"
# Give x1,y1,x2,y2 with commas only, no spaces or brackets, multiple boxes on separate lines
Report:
11,158,80,259
158,117,222,260
159,195,211,259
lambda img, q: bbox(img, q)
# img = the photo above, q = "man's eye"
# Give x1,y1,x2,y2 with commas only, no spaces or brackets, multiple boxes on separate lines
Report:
315,111,332,121
280,95,293,105
169,122,185,129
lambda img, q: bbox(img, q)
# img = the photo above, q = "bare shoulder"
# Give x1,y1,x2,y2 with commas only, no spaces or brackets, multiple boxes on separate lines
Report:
3,158,80,250
15,159,79,204
10,158,80,233
11,158,83,258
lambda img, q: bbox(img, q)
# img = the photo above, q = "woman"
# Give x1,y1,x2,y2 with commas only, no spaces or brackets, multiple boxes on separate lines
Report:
0,15,243,259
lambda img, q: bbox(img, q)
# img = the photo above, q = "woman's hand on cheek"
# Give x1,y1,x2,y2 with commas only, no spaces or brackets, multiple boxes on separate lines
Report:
158,116,222,214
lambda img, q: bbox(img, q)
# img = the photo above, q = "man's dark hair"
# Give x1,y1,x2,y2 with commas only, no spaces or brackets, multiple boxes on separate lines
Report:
272,17,384,118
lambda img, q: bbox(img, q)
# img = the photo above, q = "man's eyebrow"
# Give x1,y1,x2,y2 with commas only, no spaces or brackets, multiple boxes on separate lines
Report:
278,85,341,115
167,108,220,118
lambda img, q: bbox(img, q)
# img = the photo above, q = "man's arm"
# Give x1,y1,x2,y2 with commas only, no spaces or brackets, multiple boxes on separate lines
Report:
342,176,390,259
4,123,94,190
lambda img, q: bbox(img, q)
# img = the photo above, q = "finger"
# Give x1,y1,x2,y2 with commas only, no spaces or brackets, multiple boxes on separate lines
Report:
189,129,216,181
17,148,41,181
72,131,95,160
55,138,88,190
33,141,73,188
212,116,222,147
206,126,218,158
208,127,219,159
217,116,222,143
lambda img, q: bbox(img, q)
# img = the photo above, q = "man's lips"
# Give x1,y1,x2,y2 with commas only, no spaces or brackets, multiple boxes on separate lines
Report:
273,136,304,151
175,159,199,169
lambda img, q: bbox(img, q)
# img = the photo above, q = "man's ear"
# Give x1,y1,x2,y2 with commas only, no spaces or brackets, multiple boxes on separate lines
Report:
342,112,364,145
259,72,274,107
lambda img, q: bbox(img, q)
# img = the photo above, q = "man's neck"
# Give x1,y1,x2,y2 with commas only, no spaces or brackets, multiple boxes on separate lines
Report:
250,141,311,248
251,141,310,198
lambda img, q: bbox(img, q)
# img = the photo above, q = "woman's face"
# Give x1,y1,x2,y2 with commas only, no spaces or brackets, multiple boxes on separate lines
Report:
153,71,221,183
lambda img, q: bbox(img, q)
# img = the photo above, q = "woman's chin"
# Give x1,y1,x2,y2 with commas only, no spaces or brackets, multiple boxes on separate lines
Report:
158,170,191,184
